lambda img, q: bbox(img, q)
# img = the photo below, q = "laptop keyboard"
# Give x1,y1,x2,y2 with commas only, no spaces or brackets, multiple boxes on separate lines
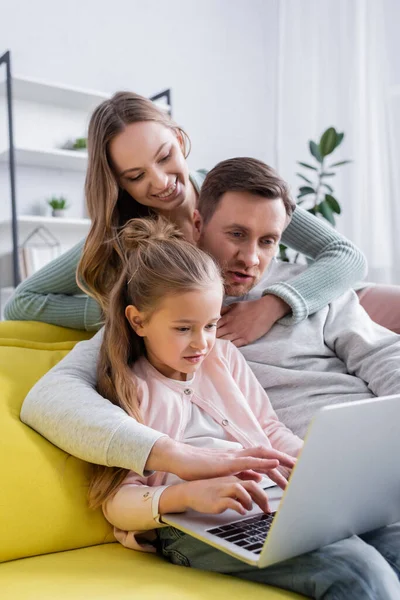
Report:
207,512,276,555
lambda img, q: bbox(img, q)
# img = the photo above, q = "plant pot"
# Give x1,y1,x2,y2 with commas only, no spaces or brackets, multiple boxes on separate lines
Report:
52,209,67,218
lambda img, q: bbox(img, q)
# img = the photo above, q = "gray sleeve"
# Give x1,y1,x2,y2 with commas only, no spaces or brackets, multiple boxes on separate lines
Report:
323,291,400,396
264,206,368,324
4,239,102,331
20,329,166,475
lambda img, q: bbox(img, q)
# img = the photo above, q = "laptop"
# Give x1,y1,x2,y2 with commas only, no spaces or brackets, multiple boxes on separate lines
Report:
162,395,400,567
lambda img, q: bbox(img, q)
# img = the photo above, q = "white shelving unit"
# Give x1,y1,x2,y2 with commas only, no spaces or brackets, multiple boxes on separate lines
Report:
0,76,106,292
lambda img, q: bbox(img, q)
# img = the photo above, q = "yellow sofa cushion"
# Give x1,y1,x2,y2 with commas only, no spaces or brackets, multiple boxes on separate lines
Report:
0,320,93,343
0,329,112,563
0,544,304,599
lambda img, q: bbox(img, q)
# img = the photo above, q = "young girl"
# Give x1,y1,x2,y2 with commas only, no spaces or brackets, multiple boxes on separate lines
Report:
90,216,400,600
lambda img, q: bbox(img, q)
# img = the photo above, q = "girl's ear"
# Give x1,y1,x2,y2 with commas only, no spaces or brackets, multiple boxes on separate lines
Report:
125,305,146,336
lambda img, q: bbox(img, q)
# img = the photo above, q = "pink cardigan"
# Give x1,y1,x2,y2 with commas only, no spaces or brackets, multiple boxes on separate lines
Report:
103,339,303,551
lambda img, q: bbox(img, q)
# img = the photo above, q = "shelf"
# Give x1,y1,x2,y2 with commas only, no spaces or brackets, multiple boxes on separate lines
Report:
0,216,90,227
0,75,109,111
0,147,88,172
0,75,171,114
0,75,170,113
18,215,91,226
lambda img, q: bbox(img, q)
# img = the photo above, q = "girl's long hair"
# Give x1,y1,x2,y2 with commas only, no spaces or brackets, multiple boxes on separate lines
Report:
88,217,222,509
77,91,190,315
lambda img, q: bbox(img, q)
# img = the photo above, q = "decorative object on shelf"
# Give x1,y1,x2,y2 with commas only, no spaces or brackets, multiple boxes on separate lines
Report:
279,127,351,262
62,136,87,151
72,137,87,150
19,225,61,280
47,195,69,217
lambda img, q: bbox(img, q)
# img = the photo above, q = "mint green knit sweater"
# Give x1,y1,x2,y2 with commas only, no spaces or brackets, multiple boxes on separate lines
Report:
5,170,367,330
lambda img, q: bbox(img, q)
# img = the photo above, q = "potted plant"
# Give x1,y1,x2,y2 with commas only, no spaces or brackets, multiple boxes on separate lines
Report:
61,137,87,151
48,196,69,218
72,137,87,151
280,127,351,262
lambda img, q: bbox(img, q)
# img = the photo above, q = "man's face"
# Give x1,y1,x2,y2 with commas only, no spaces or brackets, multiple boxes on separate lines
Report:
195,191,289,296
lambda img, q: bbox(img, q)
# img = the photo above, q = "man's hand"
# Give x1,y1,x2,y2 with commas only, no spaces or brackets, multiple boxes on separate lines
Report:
217,295,290,347
146,437,295,490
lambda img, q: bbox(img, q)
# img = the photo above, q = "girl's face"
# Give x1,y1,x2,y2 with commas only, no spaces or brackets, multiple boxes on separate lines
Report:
109,121,191,213
126,284,223,381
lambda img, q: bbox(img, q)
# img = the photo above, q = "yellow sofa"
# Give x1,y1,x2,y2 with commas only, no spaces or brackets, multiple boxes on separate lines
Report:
0,321,304,599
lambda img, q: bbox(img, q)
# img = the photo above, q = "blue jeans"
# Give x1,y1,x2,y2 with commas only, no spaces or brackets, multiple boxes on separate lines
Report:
157,522,400,599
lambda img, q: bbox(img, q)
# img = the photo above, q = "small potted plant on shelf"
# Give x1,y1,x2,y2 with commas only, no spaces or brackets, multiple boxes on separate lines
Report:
72,137,87,151
62,137,87,151
48,196,69,218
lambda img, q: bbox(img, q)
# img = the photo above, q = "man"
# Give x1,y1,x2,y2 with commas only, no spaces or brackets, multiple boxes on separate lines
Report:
194,157,400,438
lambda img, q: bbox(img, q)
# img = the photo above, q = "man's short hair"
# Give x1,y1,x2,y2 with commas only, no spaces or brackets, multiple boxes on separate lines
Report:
198,157,295,224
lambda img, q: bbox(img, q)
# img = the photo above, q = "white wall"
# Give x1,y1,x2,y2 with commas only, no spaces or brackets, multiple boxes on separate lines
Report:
0,0,279,172
0,0,280,288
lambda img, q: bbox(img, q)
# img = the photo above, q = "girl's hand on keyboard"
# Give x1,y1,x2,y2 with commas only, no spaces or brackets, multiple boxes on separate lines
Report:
182,476,271,515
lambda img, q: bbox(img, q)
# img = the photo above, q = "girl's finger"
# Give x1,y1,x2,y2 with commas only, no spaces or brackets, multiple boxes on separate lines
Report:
241,480,271,513
236,470,263,482
227,483,253,511
219,497,247,515
266,468,288,490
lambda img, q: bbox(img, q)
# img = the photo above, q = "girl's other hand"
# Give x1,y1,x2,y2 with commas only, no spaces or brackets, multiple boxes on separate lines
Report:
182,476,271,515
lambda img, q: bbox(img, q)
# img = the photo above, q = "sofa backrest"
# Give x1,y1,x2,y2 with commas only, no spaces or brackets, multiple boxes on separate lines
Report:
0,322,112,563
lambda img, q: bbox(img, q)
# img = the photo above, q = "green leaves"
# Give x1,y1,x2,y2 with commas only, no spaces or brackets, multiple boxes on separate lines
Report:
296,172,313,184
318,127,345,158
297,185,315,199
279,243,290,262
325,194,341,214
329,160,352,168
319,128,337,157
309,141,323,163
297,161,318,171
292,126,351,245
318,200,335,225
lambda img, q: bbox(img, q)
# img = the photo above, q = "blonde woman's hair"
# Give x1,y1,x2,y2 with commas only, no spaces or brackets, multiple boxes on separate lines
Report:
88,217,222,509
77,91,191,314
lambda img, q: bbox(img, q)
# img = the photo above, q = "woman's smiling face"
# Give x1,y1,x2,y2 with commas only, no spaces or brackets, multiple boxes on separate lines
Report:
109,120,191,212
